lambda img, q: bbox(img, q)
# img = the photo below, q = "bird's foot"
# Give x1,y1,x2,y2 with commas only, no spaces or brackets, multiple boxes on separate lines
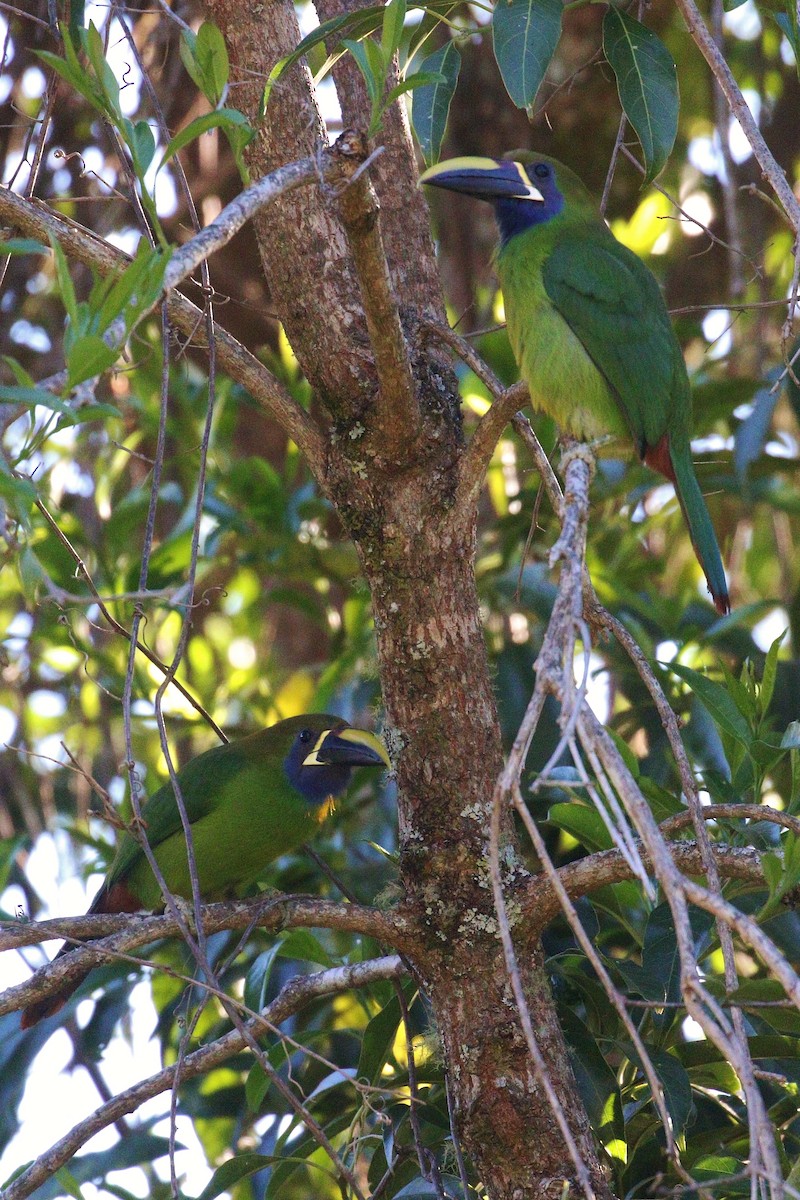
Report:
558,436,612,479
170,894,198,938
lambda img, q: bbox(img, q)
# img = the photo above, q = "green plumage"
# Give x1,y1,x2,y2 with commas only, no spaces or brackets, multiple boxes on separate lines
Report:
109,724,331,909
20,714,389,1027
421,153,729,613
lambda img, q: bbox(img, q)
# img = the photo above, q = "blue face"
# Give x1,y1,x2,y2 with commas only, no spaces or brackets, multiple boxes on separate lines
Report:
494,160,565,246
284,727,353,805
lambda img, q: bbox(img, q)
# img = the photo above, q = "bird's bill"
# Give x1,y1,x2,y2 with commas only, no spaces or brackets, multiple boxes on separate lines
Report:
419,157,544,203
303,727,391,770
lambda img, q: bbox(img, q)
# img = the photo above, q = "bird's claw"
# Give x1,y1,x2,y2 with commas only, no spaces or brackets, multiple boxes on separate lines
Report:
171,894,198,937
558,440,600,479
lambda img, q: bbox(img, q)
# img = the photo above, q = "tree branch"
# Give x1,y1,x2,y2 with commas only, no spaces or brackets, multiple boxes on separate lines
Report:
4,954,406,1200
525,842,766,934
0,183,327,477
0,895,412,1018
335,139,421,455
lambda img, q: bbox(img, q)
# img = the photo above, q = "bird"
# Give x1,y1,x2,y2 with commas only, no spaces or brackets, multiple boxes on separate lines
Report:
20,714,390,1028
420,153,730,615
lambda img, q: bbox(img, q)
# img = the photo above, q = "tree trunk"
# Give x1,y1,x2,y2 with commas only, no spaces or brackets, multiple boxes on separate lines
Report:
201,0,615,1190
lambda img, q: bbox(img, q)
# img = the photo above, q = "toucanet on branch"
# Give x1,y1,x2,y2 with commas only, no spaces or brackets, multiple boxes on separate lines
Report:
420,153,730,615
20,714,390,1028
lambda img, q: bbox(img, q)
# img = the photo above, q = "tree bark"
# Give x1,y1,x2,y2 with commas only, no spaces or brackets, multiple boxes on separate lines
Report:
198,1,615,1192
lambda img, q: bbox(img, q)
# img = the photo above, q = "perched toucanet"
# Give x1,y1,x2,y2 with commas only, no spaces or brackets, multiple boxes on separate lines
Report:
20,714,390,1028
420,153,730,614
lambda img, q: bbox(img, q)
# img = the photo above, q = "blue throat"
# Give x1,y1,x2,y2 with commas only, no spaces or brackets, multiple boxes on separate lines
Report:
284,740,352,805
494,190,564,247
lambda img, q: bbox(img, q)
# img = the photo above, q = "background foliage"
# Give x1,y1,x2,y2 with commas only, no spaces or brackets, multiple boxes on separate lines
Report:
0,0,799,1195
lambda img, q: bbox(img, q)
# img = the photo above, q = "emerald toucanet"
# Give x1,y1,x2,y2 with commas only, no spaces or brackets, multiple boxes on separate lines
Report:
21,714,390,1028
420,154,730,614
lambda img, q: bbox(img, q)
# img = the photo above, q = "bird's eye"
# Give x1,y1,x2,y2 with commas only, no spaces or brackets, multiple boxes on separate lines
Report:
533,163,550,179
299,729,313,744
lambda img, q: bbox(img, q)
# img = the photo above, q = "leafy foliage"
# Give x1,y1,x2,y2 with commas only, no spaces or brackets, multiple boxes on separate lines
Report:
0,0,799,1197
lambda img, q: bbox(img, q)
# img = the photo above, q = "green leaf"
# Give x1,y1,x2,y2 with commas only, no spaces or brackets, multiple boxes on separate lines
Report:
27,1131,179,1198
628,1043,693,1133
196,1154,280,1200
774,12,800,71
608,727,639,778
262,6,387,113
639,776,685,823
602,9,678,183
243,944,283,1015
0,238,47,256
357,992,404,1084
0,464,36,529
65,334,118,388
53,1168,84,1200
411,42,461,165
275,928,334,967
781,721,800,750
547,802,613,851
641,902,713,1007
392,1181,447,1198
93,241,170,337
0,384,74,411
560,1008,623,1139
159,109,254,171
667,661,752,747
720,660,757,724
734,375,781,483
760,630,787,715
384,70,447,107
85,21,121,120
492,0,563,110
266,1115,352,1196
195,21,230,106
127,119,156,177
37,46,103,112
0,384,117,425
381,0,407,63
693,1155,749,1190
343,37,386,107
1,356,35,386
179,27,203,90
761,850,783,893
49,236,78,324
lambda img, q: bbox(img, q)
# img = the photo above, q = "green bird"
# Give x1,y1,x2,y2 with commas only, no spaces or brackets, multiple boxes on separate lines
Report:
21,714,390,1028
420,153,730,614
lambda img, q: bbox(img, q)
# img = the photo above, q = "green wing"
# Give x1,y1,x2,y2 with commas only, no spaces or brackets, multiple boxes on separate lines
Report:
108,741,250,887
541,232,687,453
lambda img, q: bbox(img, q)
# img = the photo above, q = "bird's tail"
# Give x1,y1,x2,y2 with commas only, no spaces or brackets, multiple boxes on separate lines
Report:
669,440,730,615
20,879,135,1029
20,937,85,1028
